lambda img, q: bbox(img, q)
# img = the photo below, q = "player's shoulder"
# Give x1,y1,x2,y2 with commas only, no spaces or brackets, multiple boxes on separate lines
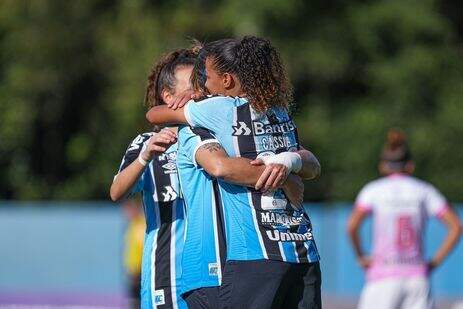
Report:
407,176,439,194
127,132,154,152
191,94,246,107
360,177,388,194
179,125,215,142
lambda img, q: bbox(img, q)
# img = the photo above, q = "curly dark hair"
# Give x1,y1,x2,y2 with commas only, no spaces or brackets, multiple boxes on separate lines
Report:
201,36,293,112
144,48,198,108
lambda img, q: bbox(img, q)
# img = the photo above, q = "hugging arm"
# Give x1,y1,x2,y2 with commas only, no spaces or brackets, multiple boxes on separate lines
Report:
295,147,321,180
146,105,188,126
195,142,304,207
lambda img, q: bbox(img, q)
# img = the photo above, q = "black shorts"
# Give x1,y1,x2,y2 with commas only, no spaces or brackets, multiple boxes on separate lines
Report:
219,260,322,309
183,286,220,309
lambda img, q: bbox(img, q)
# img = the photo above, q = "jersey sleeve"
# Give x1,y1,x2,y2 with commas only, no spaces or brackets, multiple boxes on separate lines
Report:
180,127,219,168
184,96,235,134
115,133,153,194
424,184,449,218
354,184,375,213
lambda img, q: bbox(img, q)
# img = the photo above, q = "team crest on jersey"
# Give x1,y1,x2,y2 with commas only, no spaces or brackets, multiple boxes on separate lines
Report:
153,289,165,305
158,151,177,162
261,190,288,211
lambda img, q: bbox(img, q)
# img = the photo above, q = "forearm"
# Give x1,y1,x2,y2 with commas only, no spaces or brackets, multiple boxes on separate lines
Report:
208,157,266,187
110,160,145,202
146,105,187,126
349,230,364,258
296,149,321,180
347,210,366,258
431,214,462,266
431,230,460,265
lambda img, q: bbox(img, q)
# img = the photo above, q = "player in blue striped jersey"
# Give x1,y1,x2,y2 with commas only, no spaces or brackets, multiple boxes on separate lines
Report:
146,37,322,308
177,125,304,309
110,48,198,309
110,45,301,309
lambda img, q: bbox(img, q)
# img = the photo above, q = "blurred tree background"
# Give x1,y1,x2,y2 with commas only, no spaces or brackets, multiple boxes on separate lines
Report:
1,0,462,201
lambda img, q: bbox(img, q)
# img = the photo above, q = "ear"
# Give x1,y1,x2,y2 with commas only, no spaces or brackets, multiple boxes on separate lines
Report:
378,162,387,175
161,88,174,105
405,161,415,174
222,73,235,90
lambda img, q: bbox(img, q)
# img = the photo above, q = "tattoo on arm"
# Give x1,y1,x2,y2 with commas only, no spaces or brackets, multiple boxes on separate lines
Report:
200,142,224,153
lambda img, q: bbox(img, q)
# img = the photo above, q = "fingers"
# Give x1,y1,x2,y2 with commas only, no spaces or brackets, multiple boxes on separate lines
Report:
268,168,287,191
168,90,194,110
176,93,192,109
160,128,177,138
250,158,264,166
255,166,273,190
263,167,280,192
191,91,204,100
150,145,166,153
152,129,177,145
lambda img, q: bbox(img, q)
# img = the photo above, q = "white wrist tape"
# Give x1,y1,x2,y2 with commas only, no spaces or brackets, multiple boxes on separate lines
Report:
259,152,302,173
138,155,149,167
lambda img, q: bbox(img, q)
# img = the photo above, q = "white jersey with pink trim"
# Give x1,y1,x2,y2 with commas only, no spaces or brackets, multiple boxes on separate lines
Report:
355,174,449,282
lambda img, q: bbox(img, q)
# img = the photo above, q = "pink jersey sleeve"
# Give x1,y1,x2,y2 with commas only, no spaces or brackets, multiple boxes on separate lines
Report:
424,185,449,218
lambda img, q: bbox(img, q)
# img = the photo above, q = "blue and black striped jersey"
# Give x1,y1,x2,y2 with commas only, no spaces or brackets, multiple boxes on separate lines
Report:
176,126,226,295
116,132,187,309
184,97,320,263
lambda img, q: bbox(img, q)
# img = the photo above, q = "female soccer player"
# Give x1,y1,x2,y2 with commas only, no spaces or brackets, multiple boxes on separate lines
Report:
111,44,302,309
348,129,462,309
110,48,197,309
146,36,322,308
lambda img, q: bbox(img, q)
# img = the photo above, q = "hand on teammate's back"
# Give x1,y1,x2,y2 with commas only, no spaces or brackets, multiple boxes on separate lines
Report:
140,129,177,161
281,174,304,210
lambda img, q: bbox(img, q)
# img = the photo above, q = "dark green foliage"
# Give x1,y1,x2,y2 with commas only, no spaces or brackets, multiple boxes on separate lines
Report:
1,0,462,201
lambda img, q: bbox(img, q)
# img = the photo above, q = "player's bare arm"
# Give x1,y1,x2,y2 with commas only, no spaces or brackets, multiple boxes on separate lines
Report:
195,142,304,207
110,129,177,202
347,208,372,269
295,147,321,180
250,146,321,192
146,104,188,125
428,207,462,271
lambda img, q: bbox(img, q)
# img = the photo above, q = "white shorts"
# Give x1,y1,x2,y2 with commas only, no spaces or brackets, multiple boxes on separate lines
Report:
358,277,433,309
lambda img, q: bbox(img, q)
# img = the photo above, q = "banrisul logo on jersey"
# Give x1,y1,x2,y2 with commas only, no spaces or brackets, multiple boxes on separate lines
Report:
253,119,296,136
232,119,296,136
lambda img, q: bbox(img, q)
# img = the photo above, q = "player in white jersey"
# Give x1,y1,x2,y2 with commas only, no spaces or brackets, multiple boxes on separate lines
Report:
348,129,462,309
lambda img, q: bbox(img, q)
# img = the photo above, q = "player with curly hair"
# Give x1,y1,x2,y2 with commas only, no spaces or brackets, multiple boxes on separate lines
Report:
146,36,322,308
